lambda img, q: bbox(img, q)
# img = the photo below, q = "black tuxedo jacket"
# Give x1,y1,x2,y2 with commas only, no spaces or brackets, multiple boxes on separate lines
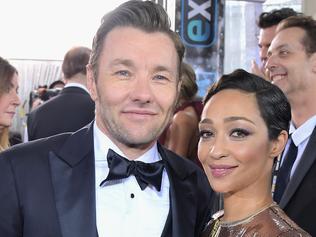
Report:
0,122,214,237
27,86,95,141
279,125,316,235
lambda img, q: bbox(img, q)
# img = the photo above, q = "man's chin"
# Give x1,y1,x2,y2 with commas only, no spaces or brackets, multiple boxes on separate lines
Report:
116,131,158,148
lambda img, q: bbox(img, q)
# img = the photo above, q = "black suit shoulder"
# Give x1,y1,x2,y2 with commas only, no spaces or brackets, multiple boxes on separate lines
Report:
1,133,70,160
159,145,216,236
283,125,316,236
0,133,73,237
27,87,95,140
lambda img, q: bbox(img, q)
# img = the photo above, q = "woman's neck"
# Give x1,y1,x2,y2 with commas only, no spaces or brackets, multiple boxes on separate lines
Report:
222,191,273,222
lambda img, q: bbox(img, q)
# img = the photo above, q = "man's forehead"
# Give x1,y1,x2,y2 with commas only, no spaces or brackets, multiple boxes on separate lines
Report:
276,27,306,40
259,25,277,42
273,28,303,44
268,29,306,54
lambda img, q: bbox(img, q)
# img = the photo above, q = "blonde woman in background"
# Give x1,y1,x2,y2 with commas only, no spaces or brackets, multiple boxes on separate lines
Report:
159,62,203,167
0,57,20,151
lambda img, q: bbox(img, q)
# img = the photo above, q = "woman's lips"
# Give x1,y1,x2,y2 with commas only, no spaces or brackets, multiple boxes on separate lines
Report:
210,164,238,178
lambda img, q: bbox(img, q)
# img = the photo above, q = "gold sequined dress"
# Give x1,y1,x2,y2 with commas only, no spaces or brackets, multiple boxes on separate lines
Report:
201,203,311,237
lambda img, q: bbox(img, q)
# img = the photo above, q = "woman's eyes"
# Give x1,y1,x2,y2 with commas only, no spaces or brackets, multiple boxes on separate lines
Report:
4,85,17,94
199,130,214,139
230,129,250,138
199,128,251,139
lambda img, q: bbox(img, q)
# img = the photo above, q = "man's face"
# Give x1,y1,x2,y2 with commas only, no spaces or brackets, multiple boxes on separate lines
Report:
258,25,277,68
87,26,179,154
266,27,315,98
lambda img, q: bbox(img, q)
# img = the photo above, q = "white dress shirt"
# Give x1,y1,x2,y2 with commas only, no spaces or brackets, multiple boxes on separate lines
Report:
282,115,316,178
94,123,170,237
64,82,89,93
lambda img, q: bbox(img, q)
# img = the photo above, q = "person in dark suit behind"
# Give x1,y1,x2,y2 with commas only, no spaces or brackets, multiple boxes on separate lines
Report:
26,46,95,141
0,1,215,237
266,15,316,235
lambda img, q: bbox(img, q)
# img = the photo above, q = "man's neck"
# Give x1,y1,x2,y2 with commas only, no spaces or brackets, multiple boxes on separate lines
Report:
65,73,87,87
95,118,156,160
289,90,316,128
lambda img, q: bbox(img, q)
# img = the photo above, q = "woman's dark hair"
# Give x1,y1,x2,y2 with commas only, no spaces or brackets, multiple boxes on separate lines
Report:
204,69,291,140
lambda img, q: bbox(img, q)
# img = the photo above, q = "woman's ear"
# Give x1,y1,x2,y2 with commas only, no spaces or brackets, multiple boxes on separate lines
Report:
269,130,288,158
310,53,316,73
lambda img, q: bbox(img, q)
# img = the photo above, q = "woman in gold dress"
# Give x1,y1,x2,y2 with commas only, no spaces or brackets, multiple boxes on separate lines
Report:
198,69,310,236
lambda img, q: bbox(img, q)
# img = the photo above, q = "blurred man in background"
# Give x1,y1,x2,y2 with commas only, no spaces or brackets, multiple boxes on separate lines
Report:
27,46,95,140
266,15,316,236
251,8,299,79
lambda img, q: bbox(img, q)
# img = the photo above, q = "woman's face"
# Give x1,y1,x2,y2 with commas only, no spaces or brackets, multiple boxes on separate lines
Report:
0,73,20,129
198,89,278,195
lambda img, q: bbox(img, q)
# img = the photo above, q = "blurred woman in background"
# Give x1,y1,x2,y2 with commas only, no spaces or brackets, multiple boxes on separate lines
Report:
159,62,203,166
0,57,20,151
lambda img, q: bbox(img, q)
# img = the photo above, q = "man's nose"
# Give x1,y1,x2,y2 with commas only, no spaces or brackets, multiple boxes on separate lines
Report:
130,76,153,103
266,53,277,72
260,47,268,63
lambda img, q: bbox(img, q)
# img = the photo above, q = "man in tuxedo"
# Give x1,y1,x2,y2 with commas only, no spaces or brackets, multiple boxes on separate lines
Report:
0,1,215,237
266,15,316,235
27,46,95,141
251,8,299,79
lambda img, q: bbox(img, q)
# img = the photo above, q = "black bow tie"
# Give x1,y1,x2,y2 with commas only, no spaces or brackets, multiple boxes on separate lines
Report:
100,149,164,191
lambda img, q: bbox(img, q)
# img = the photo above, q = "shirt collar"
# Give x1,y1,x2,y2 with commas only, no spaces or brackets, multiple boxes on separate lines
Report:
93,122,159,163
64,82,89,93
290,114,316,146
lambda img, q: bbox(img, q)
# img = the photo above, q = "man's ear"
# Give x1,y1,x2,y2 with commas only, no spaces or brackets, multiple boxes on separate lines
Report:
86,64,97,101
269,130,288,159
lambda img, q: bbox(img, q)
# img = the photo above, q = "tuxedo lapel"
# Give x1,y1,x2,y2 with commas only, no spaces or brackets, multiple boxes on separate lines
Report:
158,145,198,237
280,126,316,208
168,169,197,237
49,123,98,237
